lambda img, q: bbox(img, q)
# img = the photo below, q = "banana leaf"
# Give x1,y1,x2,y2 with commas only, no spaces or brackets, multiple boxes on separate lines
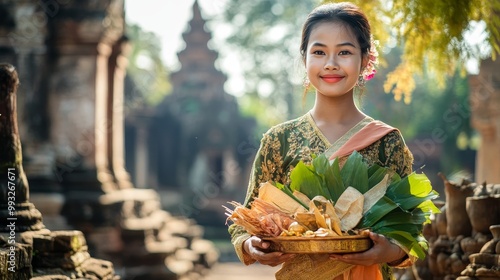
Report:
375,224,423,240
384,231,427,259
386,174,440,211
289,161,328,199
339,151,369,194
415,200,442,223
323,157,345,202
312,154,337,201
367,164,390,189
370,209,428,230
358,196,399,228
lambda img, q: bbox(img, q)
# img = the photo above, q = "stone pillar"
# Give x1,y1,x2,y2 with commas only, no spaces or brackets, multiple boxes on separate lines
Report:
45,0,126,229
470,58,500,184
0,0,69,231
109,36,133,189
0,63,45,233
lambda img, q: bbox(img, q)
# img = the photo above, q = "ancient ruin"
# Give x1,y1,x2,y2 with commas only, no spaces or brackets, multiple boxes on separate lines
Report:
1,1,218,279
124,1,256,229
0,63,119,279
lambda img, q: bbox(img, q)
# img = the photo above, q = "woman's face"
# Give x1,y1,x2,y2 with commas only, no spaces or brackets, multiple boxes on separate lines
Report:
305,21,365,98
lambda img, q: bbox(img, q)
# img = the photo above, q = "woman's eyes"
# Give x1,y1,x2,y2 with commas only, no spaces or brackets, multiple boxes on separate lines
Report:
311,50,352,55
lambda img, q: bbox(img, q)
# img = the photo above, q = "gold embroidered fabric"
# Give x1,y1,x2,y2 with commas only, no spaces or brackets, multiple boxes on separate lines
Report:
228,113,415,278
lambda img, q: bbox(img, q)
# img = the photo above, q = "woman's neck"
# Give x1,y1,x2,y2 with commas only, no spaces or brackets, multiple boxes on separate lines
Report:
310,91,365,125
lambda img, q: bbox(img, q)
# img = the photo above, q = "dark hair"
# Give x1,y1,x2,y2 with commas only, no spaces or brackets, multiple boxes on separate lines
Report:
299,2,371,61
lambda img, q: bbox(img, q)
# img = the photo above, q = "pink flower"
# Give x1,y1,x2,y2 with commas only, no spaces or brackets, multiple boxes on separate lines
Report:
361,37,379,83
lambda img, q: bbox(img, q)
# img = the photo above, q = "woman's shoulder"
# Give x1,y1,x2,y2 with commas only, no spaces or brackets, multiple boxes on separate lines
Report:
368,118,405,141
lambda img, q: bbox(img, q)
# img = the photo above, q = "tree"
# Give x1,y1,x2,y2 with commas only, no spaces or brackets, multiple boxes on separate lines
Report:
333,0,500,103
125,23,171,110
222,0,317,125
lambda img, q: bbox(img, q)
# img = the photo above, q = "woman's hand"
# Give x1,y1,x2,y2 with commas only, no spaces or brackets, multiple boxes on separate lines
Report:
329,232,406,266
244,236,296,267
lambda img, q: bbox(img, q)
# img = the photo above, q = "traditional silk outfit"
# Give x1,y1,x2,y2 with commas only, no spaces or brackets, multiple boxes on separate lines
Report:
229,112,416,279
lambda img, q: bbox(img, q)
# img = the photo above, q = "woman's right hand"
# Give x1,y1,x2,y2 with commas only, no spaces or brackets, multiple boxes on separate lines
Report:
243,236,296,267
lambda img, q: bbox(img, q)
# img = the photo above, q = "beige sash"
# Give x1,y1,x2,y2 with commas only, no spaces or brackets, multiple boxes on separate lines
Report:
328,120,398,160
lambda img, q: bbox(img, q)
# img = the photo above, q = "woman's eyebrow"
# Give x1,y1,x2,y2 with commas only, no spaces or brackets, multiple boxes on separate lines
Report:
337,42,356,48
309,41,356,48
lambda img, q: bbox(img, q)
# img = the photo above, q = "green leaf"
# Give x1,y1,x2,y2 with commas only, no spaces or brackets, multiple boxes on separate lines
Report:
324,157,345,202
340,151,369,194
415,200,441,224
289,161,326,199
384,231,427,259
312,153,329,175
370,210,426,231
358,196,399,228
386,173,439,211
367,164,390,188
375,224,422,239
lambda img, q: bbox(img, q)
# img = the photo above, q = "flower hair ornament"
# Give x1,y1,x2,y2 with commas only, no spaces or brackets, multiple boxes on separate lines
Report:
358,36,379,86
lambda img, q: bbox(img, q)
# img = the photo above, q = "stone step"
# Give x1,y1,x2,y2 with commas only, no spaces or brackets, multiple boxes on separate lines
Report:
100,189,160,205
190,238,219,268
161,217,204,242
121,209,171,231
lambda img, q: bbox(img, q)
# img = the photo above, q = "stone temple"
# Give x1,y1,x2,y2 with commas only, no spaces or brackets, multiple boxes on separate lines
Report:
0,1,233,279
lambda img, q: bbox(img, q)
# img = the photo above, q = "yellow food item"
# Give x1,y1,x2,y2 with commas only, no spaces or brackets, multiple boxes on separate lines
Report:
288,221,307,234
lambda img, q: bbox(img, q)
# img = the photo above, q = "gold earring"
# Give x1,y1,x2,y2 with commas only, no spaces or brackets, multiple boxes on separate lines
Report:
303,77,310,88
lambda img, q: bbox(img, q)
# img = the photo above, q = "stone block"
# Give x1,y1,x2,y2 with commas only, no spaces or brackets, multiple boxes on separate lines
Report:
32,251,91,269
79,257,116,280
2,267,32,280
32,231,87,253
0,242,32,273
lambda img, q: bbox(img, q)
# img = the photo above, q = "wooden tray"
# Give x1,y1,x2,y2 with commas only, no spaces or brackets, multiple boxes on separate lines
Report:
262,235,372,254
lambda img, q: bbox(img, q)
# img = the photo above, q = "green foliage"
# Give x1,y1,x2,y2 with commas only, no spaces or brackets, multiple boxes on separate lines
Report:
278,151,440,259
223,0,318,121
125,23,171,108
337,0,500,102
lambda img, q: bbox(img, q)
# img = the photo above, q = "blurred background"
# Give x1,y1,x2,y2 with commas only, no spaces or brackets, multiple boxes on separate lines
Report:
1,0,499,279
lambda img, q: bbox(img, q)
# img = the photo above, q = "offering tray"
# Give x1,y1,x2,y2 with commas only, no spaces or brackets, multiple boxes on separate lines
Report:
262,235,372,254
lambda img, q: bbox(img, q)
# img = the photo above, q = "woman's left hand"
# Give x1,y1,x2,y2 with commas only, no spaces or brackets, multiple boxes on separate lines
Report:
329,232,406,266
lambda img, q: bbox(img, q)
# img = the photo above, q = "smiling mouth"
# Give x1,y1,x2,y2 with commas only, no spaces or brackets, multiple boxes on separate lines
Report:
321,76,343,83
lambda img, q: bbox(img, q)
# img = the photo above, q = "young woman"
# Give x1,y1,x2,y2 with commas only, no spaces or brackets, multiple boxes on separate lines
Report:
229,2,415,279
